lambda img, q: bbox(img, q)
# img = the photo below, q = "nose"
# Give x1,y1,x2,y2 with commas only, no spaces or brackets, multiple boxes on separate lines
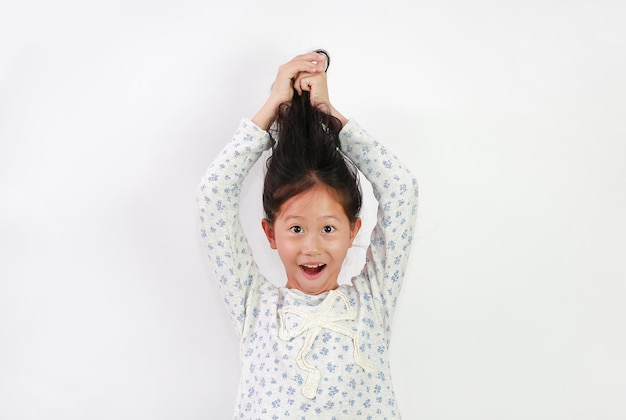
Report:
303,232,322,255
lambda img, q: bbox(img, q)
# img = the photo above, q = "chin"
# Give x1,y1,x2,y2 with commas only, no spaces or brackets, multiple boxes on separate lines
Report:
288,278,338,295
304,282,338,295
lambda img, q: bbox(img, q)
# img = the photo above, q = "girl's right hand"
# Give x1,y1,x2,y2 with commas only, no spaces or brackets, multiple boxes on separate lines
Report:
252,53,327,130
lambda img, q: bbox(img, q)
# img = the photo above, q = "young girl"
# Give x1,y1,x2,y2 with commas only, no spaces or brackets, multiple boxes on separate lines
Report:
198,52,418,418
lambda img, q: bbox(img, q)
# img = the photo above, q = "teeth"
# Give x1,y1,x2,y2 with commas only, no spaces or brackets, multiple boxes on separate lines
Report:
301,264,325,268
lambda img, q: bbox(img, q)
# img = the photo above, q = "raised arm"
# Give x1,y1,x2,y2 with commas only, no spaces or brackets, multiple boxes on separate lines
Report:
198,53,331,336
292,57,419,327
197,120,271,337
341,122,419,334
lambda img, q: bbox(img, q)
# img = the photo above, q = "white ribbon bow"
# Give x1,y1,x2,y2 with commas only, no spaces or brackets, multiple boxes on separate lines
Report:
277,289,374,399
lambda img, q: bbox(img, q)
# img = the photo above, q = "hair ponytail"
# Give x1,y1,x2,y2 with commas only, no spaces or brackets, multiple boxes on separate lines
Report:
263,88,362,225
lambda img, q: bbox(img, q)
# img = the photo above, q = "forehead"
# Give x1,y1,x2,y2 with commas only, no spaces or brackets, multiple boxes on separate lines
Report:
277,184,348,222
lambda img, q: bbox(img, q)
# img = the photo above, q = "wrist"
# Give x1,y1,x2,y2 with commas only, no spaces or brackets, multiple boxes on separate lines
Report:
252,97,282,131
329,105,348,127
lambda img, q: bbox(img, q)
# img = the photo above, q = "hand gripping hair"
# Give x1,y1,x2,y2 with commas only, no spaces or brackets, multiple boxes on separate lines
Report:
262,52,362,225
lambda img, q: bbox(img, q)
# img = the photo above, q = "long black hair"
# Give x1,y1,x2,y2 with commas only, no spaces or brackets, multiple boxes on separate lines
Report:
263,87,362,225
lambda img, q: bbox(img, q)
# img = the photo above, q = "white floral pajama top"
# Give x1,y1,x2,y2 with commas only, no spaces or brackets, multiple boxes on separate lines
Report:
198,118,418,419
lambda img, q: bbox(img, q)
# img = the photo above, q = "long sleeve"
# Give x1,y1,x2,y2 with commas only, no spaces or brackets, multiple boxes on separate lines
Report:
197,119,272,338
198,118,415,418
340,120,419,339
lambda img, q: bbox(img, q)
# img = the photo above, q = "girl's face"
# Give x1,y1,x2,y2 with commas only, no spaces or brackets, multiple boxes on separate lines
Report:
262,184,361,295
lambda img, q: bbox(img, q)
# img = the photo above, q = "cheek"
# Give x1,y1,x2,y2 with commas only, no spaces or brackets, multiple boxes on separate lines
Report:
274,236,298,257
328,237,352,256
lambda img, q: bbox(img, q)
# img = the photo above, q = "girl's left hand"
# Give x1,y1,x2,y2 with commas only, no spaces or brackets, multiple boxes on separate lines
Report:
293,69,330,109
293,66,347,126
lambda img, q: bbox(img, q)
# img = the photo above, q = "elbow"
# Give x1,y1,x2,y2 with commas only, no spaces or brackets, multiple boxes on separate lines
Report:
197,171,216,209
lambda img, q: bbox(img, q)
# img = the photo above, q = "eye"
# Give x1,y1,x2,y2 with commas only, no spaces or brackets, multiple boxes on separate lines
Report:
289,226,303,234
322,225,335,233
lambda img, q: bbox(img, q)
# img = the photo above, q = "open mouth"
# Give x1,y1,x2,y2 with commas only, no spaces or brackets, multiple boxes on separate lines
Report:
300,264,326,276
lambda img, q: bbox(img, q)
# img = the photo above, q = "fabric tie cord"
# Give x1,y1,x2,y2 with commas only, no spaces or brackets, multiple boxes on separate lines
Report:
277,290,374,398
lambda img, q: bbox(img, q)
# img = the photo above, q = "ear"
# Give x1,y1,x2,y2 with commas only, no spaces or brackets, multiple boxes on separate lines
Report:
261,218,277,249
349,217,362,246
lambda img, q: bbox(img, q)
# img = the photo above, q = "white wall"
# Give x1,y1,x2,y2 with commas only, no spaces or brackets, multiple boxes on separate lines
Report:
2,0,625,418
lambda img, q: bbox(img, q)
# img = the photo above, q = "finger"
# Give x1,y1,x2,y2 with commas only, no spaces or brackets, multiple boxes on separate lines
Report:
312,49,330,72
294,79,302,96
296,74,310,91
293,75,311,97
295,74,330,108
281,53,326,76
293,71,311,94
297,52,327,68
294,72,326,91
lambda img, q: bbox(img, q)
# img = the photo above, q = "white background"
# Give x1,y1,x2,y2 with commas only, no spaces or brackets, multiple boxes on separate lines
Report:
2,0,625,418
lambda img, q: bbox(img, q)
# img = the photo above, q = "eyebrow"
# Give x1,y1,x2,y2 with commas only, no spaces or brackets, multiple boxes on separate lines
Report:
282,215,342,223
